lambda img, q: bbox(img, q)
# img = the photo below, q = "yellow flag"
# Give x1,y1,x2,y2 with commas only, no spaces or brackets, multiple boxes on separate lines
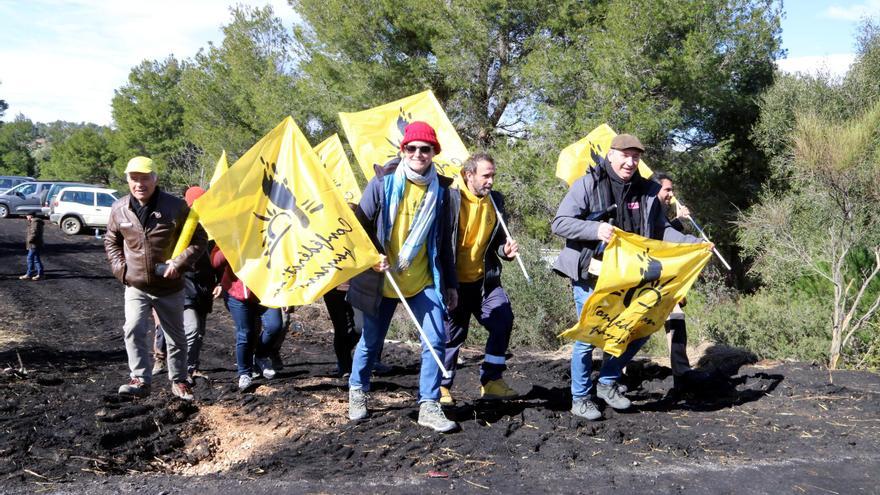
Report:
339,90,469,180
556,124,654,186
313,134,362,205
209,150,229,187
559,229,711,357
192,117,382,307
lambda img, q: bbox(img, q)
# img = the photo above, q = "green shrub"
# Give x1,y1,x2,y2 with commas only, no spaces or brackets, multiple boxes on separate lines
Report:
500,236,573,350
695,288,830,363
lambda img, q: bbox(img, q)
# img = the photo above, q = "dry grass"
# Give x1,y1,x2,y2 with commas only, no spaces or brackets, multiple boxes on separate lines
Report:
177,374,412,475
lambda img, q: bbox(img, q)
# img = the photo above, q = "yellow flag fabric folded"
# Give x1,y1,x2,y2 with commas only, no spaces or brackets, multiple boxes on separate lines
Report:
313,134,362,205
192,117,382,307
559,229,711,357
208,150,229,187
339,90,469,180
556,124,654,186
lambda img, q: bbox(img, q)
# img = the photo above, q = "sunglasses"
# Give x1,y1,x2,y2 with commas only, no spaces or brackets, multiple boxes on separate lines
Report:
404,144,434,154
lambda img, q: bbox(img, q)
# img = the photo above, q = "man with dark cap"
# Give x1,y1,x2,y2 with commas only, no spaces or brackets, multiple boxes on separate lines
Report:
551,134,703,420
105,156,207,401
346,121,459,432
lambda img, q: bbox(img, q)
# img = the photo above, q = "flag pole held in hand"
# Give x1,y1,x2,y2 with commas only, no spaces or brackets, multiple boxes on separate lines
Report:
385,273,452,379
488,194,532,284
675,200,732,271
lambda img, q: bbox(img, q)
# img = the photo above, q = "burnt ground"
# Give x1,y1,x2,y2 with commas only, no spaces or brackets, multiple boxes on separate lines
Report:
0,219,878,495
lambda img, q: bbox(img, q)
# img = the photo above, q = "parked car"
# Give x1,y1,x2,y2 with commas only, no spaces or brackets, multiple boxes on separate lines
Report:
0,180,93,218
0,176,35,195
41,182,96,217
50,186,119,235
0,181,52,218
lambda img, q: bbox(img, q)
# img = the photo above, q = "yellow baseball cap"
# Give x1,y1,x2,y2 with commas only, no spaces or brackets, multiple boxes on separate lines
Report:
125,156,155,174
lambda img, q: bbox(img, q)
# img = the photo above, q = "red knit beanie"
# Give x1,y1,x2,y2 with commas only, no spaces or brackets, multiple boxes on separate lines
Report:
400,121,441,154
185,186,206,207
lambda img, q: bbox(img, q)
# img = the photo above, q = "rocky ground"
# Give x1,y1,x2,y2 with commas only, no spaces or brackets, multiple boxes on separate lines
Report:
0,218,878,494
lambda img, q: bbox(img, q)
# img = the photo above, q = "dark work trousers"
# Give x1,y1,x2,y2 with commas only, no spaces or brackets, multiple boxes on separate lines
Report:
442,280,514,388
664,303,691,376
324,287,359,375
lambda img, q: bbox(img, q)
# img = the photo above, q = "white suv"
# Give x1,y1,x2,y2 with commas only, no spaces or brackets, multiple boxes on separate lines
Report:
50,186,119,235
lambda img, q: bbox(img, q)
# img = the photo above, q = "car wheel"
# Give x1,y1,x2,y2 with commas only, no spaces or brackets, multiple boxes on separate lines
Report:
0,204,8,219
61,216,83,235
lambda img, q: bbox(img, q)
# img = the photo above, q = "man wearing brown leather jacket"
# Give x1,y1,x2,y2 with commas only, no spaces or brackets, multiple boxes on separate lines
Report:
104,156,207,400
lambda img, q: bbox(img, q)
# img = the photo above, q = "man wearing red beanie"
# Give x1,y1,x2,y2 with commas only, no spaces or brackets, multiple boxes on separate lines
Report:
346,121,459,432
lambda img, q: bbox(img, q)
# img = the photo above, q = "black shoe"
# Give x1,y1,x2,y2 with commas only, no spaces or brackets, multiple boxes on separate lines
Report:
270,351,284,371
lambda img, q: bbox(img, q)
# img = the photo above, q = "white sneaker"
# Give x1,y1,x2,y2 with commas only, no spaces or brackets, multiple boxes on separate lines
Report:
238,374,253,391
255,357,276,379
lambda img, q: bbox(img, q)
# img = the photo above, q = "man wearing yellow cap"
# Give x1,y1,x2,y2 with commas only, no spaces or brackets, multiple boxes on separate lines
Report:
104,156,207,401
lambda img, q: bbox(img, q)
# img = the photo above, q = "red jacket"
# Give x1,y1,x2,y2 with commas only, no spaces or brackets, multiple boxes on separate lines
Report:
210,246,259,303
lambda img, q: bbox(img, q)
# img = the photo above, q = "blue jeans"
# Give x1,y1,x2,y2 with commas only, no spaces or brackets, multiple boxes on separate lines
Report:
570,279,649,399
224,295,283,377
349,288,446,403
26,248,43,277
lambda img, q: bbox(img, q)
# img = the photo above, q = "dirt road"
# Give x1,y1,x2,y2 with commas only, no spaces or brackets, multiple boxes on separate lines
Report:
1,218,878,494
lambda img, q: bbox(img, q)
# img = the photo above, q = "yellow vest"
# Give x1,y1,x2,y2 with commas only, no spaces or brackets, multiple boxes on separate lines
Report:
383,181,432,298
455,186,496,283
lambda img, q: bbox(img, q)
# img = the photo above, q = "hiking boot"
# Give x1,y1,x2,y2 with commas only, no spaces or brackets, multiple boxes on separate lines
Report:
571,397,602,420
349,388,369,421
172,382,194,401
596,382,631,410
373,361,392,375
255,357,276,379
439,386,455,406
118,378,151,397
152,359,167,376
18,274,31,280
238,374,253,391
480,379,519,400
417,401,457,433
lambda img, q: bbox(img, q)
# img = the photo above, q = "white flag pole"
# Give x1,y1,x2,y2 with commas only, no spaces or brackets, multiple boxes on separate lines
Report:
488,194,532,284
385,273,451,379
675,199,732,271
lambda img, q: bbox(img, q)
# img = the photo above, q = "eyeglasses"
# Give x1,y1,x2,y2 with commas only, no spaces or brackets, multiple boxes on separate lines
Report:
404,144,434,154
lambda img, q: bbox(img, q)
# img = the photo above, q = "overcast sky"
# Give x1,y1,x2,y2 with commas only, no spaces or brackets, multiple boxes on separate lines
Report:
0,0,876,126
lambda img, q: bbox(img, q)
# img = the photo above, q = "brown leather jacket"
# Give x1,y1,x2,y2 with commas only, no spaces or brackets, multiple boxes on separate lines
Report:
26,217,44,250
104,190,207,296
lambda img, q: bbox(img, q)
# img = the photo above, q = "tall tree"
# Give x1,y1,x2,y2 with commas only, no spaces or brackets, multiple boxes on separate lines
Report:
111,56,192,182
291,0,782,256
0,80,8,119
179,5,301,169
739,102,880,369
0,115,37,176
293,0,553,146
40,125,117,185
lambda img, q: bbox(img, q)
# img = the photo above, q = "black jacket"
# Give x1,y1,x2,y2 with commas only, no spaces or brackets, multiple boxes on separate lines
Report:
184,241,218,313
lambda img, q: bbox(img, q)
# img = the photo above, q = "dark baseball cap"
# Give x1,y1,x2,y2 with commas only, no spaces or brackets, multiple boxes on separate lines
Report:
610,134,645,152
